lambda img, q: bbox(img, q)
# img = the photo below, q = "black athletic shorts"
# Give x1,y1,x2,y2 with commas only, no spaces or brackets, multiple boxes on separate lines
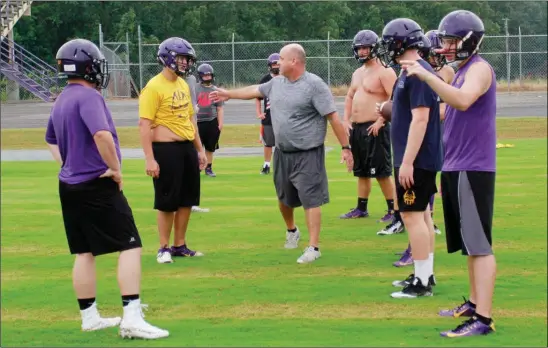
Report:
261,125,275,148
273,145,329,209
441,171,495,256
59,177,142,256
197,118,221,153
152,141,200,212
394,166,437,212
350,121,392,178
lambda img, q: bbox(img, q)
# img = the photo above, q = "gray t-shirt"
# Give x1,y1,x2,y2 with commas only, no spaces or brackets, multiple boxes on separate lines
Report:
185,74,198,113
195,83,224,122
258,71,337,152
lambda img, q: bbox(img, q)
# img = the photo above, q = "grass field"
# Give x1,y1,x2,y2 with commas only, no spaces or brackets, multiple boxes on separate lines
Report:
1,119,547,347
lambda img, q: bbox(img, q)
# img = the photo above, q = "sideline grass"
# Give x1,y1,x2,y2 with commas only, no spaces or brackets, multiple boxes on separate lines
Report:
1,117,546,150
1,136,546,346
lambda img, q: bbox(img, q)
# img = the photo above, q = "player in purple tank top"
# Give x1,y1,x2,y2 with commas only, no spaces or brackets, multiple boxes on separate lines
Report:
401,10,497,338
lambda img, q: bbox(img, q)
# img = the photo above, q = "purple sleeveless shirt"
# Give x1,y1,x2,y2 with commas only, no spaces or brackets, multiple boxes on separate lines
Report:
442,54,497,172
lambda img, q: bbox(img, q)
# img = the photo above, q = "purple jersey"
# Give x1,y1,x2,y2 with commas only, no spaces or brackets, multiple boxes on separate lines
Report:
45,84,122,184
442,55,497,172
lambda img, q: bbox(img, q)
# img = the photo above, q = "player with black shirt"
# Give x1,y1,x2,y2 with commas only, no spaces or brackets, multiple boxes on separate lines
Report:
255,53,280,174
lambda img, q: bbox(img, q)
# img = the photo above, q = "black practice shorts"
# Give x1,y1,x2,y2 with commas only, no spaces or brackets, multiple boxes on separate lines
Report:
350,121,392,178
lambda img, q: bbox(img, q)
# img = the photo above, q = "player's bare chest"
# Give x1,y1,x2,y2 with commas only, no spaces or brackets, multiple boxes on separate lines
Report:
356,72,384,95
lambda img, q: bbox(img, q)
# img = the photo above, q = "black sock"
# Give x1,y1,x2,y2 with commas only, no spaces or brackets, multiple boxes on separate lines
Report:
175,244,186,248
357,197,368,211
287,227,297,233
469,300,477,308
474,312,491,325
386,199,394,212
207,163,212,169
313,246,319,251
122,294,140,307
77,297,96,311
394,210,402,223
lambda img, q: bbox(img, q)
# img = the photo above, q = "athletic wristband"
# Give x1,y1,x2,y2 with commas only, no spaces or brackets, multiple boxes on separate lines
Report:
342,145,351,150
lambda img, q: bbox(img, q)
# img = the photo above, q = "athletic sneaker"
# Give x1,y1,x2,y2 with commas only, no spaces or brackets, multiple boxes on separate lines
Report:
171,245,204,257
119,300,169,339
205,167,216,177
340,208,368,219
156,247,173,264
438,297,476,317
297,246,321,264
284,227,300,249
434,224,442,235
440,316,495,338
391,276,433,298
393,246,413,267
392,273,437,287
377,220,404,235
80,302,121,331
191,206,210,213
260,165,270,175
378,211,394,223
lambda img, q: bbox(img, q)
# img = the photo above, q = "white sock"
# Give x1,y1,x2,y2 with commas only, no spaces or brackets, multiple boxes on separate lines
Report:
427,252,434,276
414,259,430,286
264,161,270,167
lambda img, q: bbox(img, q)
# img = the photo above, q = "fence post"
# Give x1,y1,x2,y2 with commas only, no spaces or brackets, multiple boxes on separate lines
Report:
518,26,522,87
327,31,331,86
126,31,131,97
504,18,510,92
99,24,106,98
138,24,143,92
232,32,236,87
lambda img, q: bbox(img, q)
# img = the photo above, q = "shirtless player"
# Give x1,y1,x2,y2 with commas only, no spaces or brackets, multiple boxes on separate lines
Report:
340,30,397,223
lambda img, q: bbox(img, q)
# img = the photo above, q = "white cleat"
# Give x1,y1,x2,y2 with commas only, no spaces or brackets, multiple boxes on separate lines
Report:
191,206,210,213
119,300,169,340
284,227,300,249
297,246,321,264
434,224,442,235
81,302,121,332
156,249,173,264
377,220,404,236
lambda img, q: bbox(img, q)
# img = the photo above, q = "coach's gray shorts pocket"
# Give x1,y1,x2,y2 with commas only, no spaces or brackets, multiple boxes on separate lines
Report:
273,146,329,209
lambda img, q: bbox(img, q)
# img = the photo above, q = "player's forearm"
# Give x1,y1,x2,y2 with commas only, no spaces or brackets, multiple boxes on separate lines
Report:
255,99,262,116
191,116,204,152
93,131,121,171
217,108,224,125
46,143,63,165
228,85,262,100
440,103,446,121
343,96,353,122
328,113,350,147
138,122,155,160
402,118,428,165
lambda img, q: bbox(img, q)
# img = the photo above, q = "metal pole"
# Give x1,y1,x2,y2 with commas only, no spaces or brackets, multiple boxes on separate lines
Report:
138,24,143,92
327,31,331,85
126,31,131,97
232,32,236,87
518,26,522,87
99,24,106,97
504,18,510,92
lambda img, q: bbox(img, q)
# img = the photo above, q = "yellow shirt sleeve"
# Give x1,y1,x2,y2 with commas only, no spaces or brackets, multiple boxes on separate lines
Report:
139,85,159,121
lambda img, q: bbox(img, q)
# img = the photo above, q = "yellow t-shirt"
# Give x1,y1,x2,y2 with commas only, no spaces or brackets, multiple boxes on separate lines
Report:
139,73,196,140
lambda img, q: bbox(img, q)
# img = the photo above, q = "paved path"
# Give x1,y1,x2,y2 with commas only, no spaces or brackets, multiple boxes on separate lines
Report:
1,91,546,129
1,146,333,162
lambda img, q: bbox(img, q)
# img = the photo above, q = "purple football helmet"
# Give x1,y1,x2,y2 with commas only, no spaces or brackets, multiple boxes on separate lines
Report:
377,18,425,68
437,10,485,63
417,35,432,60
267,53,280,75
425,30,446,70
157,37,197,77
352,30,379,64
56,38,110,89
197,63,214,84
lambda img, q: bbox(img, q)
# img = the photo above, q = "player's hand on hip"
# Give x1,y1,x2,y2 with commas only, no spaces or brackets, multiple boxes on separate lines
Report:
209,88,230,103
100,168,123,191
342,120,353,137
198,150,208,170
398,163,414,190
400,60,429,81
367,118,384,137
145,158,160,178
340,149,354,172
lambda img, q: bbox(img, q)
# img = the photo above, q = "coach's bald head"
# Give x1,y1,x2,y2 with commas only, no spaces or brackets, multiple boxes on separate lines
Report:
279,43,306,80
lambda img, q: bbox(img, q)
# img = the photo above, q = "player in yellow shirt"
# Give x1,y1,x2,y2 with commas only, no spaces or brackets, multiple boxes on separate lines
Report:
138,37,207,264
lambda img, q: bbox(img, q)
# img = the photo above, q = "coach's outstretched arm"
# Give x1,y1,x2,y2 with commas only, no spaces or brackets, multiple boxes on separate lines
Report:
210,85,263,102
